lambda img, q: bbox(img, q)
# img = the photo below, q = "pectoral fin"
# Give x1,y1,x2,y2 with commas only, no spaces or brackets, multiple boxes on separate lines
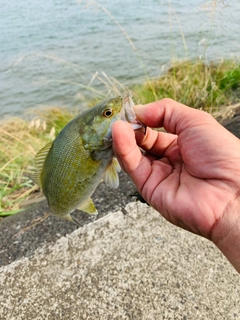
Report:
78,198,98,215
103,158,121,188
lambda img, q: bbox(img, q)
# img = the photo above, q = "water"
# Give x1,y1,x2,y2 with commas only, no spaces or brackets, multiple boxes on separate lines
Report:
0,0,240,117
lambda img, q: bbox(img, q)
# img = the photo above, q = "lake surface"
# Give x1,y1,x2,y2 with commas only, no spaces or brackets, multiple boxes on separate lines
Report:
0,0,240,117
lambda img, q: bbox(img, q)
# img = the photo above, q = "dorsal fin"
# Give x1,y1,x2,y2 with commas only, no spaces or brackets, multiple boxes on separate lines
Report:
33,141,53,187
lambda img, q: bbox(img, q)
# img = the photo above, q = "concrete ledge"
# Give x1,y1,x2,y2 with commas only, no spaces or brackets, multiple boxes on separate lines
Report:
0,202,239,319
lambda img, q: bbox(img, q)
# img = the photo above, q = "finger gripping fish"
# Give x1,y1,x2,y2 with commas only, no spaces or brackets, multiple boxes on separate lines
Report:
33,96,142,224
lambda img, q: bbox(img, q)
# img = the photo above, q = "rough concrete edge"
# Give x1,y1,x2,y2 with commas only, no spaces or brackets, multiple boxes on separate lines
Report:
0,202,142,274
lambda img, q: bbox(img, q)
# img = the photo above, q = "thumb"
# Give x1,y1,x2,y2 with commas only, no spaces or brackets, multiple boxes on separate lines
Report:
112,121,152,188
112,121,142,172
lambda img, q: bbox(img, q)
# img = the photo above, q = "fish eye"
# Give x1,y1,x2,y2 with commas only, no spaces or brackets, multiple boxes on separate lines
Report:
103,108,113,117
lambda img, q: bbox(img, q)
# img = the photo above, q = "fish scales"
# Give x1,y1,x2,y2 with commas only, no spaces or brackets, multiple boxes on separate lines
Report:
42,116,107,216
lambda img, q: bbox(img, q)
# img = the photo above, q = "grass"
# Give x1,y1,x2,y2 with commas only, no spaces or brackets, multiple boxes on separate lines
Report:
0,58,240,217
132,59,240,113
0,107,76,216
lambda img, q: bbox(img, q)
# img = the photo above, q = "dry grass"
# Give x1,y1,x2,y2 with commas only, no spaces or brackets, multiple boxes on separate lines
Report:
0,107,75,215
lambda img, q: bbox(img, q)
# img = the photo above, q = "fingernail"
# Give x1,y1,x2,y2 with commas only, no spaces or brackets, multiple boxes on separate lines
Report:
134,104,145,115
134,105,147,123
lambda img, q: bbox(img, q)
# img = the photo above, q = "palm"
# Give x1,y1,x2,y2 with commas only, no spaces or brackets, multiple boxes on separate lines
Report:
148,136,223,238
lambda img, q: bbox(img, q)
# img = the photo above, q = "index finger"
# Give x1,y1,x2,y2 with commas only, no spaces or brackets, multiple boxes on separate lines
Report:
135,126,177,158
134,98,216,134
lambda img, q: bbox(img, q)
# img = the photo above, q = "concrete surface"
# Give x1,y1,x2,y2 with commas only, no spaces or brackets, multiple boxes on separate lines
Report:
0,171,137,267
0,202,239,320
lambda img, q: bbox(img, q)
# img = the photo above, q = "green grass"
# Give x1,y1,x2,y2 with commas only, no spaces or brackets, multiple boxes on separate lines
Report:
0,59,240,217
132,59,240,113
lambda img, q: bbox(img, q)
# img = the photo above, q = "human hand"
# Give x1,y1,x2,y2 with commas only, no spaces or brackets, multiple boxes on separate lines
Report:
112,98,240,272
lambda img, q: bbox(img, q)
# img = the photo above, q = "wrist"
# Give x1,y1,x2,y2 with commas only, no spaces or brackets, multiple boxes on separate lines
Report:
211,196,240,273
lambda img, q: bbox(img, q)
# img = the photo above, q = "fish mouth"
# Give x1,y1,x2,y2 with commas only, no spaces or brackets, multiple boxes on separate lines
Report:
120,94,143,130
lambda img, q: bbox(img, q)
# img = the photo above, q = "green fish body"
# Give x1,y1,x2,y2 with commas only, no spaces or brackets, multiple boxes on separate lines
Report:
33,96,141,223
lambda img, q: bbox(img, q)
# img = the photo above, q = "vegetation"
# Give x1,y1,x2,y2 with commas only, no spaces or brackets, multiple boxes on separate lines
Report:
132,59,240,113
0,59,240,217
0,108,75,216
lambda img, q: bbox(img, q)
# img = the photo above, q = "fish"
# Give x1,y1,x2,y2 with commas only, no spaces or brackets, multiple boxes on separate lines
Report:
33,95,142,224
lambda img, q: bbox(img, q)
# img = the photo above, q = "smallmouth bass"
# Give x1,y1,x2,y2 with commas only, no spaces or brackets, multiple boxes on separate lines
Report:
33,95,142,224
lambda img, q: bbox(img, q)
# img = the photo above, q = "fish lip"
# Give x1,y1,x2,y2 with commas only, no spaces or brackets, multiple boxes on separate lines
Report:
120,94,143,130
